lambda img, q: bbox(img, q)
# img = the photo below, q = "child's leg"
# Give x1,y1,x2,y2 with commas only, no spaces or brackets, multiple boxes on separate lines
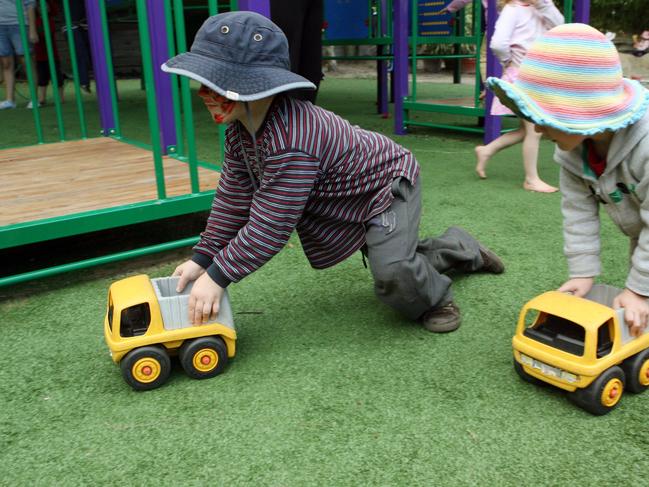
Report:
1,55,15,102
364,177,453,321
474,124,525,178
37,84,46,104
36,60,49,104
416,226,499,274
521,120,558,193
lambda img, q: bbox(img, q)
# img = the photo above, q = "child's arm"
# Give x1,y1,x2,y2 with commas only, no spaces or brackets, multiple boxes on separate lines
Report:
26,3,38,44
173,260,205,292
533,0,564,31
618,148,649,334
489,6,516,65
559,166,602,284
440,0,472,14
187,272,225,325
558,277,594,297
613,289,649,337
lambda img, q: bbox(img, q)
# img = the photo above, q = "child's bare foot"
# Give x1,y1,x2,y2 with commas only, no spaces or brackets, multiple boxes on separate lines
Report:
523,180,558,193
474,145,490,179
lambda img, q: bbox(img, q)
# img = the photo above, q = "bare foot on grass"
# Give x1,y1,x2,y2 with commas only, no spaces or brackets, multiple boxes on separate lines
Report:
474,145,491,179
523,180,558,193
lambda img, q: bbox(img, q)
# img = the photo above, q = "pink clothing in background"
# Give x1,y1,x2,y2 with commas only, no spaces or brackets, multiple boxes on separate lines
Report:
445,0,488,13
490,65,519,115
489,0,564,68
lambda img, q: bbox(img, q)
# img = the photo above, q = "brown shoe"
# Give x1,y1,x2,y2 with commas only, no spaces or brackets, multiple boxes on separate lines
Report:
478,244,505,274
420,302,461,333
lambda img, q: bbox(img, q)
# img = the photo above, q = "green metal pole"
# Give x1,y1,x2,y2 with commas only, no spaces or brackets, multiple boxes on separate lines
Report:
164,0,185,157
61,0,88,138
39,0,65,140
564,0,573,23
173,0,200,194
207,0,226,163
410,0,418,100
0,236,198,287
15,0,43,143
474,0,482,106
135,0,167,200
98,0,121,136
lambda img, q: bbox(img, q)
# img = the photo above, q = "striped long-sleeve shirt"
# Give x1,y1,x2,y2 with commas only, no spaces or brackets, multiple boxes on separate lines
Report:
192,96,419,287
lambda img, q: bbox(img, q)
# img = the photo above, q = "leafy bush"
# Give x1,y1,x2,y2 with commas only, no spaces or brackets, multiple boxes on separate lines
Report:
590,0,647,35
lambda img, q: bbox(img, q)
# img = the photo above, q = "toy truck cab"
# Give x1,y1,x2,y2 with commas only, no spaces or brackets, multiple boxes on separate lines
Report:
513,285,649,415
105,275,236,390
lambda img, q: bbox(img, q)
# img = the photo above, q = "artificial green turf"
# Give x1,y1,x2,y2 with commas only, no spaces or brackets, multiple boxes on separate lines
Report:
1,76,646,485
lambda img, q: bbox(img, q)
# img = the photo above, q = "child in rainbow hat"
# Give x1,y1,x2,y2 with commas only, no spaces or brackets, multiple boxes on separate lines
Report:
487,23,649,335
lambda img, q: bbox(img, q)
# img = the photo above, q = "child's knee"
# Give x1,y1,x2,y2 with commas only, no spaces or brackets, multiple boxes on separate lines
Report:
0,56,14,70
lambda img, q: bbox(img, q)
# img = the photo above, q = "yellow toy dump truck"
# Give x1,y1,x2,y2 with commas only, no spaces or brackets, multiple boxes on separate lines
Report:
104,274,236,391
513,285,649,415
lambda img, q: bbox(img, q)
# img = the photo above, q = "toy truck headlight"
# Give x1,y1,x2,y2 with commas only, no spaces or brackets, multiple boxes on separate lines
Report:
520,354,579,383
520,354,533,366
561,371,578,383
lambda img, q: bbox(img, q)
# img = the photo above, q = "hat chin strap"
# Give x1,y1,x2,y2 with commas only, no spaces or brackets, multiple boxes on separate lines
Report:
240,101,261,192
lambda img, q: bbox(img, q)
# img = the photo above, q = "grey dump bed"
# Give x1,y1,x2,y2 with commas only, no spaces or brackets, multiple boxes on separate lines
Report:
151,277,235,331
584,284,645,345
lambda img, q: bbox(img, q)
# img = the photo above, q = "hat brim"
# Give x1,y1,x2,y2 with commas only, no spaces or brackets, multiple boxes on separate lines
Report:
162,51,316,102
486,76,649,136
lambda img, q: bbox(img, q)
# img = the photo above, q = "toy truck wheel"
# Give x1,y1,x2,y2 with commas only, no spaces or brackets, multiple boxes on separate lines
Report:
513,359,542,385
569,366,625,415
621,349,649,393
179,336,228,380
120,346,171,391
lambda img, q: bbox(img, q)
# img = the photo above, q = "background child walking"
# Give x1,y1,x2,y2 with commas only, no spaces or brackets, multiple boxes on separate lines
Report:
488,23,649,334
475,0,563,192
32,0,64,107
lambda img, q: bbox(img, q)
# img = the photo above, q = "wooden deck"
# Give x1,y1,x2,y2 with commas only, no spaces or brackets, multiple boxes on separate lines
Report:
1,138,220,226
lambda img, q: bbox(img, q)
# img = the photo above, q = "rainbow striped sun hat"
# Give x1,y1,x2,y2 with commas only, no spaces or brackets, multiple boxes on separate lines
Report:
487,23,649,135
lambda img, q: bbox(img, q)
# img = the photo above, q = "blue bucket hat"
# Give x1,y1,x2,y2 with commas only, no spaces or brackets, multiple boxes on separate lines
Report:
161,11,316,101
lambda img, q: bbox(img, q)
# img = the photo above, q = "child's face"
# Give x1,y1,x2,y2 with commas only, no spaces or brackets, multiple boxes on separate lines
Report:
534,125,585,151
198,85,238,124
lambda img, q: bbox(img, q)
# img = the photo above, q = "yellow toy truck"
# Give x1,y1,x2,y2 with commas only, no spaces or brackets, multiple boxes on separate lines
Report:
104,274,236,391
513,285,649,415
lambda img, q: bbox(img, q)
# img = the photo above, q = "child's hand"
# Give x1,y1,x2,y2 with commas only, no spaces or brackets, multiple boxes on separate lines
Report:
188,273,224,325
557,277,594,297
172,260,205,292
613,289,649,337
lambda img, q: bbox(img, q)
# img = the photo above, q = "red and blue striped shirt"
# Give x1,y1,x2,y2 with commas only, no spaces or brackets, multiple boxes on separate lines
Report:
193,96,419,287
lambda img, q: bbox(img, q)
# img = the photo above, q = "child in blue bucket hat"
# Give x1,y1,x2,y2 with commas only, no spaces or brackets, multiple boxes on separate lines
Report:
487,23,649,335
162,11,505,333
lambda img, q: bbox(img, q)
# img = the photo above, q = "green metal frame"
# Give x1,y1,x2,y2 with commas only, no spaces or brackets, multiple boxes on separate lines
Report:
403,0,575,133
321,0,393,60
404,0,485,133
0,1,238,287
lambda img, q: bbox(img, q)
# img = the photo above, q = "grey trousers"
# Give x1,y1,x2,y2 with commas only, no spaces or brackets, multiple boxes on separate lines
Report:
364,177,485,321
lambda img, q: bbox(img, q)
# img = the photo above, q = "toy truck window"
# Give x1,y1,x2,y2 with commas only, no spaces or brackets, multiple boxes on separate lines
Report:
108,294,114,331
596,320,614,358
523,310,585,356
120,303,151,338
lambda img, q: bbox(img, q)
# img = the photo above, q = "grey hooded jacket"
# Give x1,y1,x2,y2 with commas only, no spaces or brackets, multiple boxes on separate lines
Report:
555,109,649,296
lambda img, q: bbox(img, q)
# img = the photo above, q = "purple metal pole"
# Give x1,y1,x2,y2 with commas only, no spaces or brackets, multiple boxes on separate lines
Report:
377,0,388,116
85,0,115,134
573,0,590,24
483,0,502,144
393,0,408,135
147,0,176,153
237,0,270,17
